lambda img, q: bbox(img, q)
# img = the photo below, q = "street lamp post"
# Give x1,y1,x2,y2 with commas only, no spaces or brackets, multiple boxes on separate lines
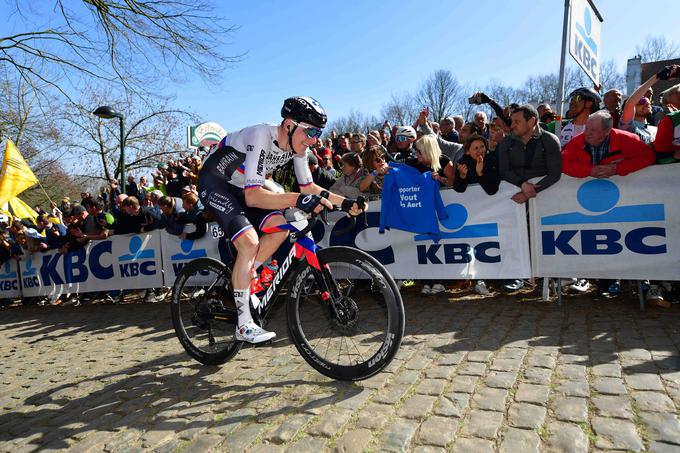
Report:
93,106,126,194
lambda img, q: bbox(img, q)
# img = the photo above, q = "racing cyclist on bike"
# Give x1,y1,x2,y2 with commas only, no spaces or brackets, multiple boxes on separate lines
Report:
198,96,366,344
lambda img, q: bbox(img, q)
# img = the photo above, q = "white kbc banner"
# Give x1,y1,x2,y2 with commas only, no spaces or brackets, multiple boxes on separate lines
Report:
530,165,680,280
316,182,531,280
19,232,164,297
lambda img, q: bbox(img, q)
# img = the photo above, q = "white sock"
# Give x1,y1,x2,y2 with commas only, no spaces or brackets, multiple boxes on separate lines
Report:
233,289,253,327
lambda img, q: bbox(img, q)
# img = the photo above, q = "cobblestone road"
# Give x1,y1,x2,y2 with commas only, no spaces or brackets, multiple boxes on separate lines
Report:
1,290,680,452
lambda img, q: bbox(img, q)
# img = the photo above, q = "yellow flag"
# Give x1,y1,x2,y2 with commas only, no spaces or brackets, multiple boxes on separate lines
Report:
7,197,38,224
0,139,38,205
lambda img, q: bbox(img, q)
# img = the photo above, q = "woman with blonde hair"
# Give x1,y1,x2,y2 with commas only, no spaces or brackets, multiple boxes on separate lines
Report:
405,134,455,187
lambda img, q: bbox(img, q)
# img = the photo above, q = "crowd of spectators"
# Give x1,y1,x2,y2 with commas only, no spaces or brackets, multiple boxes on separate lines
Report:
270,64,680,302
2,65,680,306
0,152,211,306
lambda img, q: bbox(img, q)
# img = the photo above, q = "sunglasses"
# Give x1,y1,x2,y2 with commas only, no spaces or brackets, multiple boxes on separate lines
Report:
571,95,583,103
395,135,409,143
637,97,651,106
293,121,323,139
374,156,385,163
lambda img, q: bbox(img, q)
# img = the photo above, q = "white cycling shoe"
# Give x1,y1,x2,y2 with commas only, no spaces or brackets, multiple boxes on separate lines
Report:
235,320,276,344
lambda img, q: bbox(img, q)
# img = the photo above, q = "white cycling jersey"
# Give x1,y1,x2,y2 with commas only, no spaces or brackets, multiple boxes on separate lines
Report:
203,124,313,189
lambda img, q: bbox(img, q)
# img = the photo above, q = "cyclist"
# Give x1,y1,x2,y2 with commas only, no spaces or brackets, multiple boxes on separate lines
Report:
198,96,366,344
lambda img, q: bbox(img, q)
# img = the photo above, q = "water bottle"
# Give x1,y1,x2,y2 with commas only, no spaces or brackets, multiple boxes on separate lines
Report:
260,260,279,288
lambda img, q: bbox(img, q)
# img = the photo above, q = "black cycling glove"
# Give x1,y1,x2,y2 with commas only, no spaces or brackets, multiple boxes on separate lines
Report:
296,194,322,213
341,196,366,215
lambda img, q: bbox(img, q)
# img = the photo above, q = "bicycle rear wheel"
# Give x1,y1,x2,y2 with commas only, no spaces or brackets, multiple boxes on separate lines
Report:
287,246,404,381
171,257,242,365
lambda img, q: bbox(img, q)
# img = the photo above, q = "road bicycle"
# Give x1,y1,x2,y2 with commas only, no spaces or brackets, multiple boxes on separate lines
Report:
171,203,405,381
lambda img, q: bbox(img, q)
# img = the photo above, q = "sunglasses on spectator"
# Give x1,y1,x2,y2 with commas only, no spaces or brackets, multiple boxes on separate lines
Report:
395,135,409,143
570,95,583,103
637,97,651,106
292,121,323,139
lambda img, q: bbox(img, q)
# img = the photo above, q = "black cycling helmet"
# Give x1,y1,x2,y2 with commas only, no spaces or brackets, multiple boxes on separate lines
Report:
568,87,602,110
281,96,327,128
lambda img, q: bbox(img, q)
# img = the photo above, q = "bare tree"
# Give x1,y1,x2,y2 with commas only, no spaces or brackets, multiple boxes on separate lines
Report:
415,70,463,122
59,87,198,184
636,35,680,63
327,110,379,135
380,93,418,126
0,1,240,100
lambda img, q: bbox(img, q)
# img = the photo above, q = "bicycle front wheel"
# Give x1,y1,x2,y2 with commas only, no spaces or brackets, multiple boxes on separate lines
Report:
171,257,242,365
287,246,405,381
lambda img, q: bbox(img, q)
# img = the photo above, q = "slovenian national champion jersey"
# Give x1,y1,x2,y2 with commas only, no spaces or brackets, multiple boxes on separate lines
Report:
202,124,313,189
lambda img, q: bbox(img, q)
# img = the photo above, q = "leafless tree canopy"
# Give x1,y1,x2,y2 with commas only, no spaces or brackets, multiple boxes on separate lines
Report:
636,35,680,63
0,0,239,99
415,70,462,122
59,87,198,185
326,110,379,136
380,93,418,127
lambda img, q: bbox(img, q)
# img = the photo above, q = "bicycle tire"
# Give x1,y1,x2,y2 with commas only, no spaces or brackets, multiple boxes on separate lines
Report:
171,257,243,365
287,246,404,380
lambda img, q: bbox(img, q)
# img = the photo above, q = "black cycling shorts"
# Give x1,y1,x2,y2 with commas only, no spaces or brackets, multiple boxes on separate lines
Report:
198,172,281,243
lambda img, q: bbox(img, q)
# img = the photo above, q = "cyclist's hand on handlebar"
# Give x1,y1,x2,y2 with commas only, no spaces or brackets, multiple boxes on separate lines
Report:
341,197,368,217
296,193,333,215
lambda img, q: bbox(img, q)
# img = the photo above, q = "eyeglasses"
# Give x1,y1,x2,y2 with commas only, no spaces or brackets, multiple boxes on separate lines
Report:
637,97,651,106
292,121,323,139
374,156,385,163
395,135,409,143
570,95,583,103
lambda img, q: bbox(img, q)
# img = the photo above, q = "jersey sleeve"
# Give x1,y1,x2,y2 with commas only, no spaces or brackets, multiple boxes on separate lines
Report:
242,129,270,189
293,154,314,188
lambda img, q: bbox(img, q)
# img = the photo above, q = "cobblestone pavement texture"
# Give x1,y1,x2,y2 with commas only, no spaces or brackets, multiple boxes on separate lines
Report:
1,289,680,452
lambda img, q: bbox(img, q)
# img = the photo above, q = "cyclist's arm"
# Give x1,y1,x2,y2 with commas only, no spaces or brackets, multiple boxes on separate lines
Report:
244,187,299,210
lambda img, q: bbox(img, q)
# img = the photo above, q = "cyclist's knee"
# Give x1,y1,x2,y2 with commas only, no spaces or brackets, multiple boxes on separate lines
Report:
260,213,287,234
233,228,259,258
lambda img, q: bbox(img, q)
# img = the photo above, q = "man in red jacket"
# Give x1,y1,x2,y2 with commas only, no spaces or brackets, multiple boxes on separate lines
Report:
562,110,655,178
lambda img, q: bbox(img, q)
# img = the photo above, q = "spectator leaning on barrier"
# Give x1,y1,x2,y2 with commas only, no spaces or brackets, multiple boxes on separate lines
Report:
454,134,500,196
561,109,657,299
158,195,186,236
175,192,207,241
82,198,112,241
498,104,562,204
330,152,364,199
562,110,656,179
36,213,67,250
115,196,149,234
